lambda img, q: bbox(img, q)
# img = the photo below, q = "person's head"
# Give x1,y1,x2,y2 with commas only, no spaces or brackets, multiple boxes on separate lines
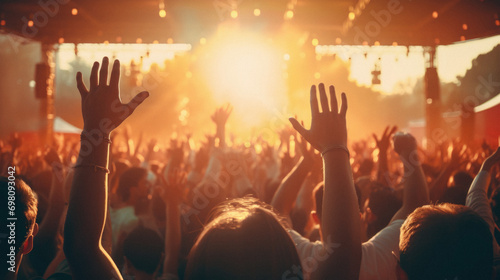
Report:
185,197,302,280
123,226,163,277
363,186,401,238
1,177,38,278
398,203,493,280
117,167,150,204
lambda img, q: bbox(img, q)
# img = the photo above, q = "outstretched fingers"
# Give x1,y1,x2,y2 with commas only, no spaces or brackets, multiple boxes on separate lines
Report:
89,61,99,91
339,92,348,117
329,85,338,115
310,85,319,117
289,117,308,141
99,57,109,86
126,91,150,115
76,72,88,97
318,83,329,114
109,59,120,90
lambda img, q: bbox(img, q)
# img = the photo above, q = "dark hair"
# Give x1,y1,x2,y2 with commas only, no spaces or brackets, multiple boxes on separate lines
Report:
399,203,493,280
366,186,401,238
123,226,164,275
117,167,148,202
185,197,302,280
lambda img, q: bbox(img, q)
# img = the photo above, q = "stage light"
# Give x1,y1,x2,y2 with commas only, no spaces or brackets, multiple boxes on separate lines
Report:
58,37,64,44
460,36,465,41
159,9,166,18
231,10,238,19
462,23,468,30
200,37,207,45
432,11,438,19
71,8,78,16
426,98,433,104
285,10,294,19
104,40,109,45
136,38,142,44
496,20,500,26
283,53,290,61
254,9,261,16
374,41,380,46
311,38,318,46
392,42,398,46
198,30,286,127
335,37,342,44
28,20,34,27
348,12,355,20
167,38,173,44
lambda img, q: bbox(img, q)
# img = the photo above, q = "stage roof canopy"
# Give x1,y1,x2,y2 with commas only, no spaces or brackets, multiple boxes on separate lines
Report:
1,0,499,46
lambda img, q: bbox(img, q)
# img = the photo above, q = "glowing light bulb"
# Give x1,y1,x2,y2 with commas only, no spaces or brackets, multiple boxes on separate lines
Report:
71,8,78,15
311,38,319,46
348,12,355,20
231,10,238,19
159,9,166,18
254,9,261,16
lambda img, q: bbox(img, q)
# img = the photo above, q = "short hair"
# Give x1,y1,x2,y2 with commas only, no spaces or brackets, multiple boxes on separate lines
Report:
185,197,302,280
1,177,38,276
399,203,493,280
117,167,148,202
0,177,38,253
366,186,401,238
123,226,163,275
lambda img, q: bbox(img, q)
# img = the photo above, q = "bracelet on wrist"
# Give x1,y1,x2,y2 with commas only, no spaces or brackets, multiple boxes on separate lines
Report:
81,131,112,144
321,144,350,158
73,164,110,174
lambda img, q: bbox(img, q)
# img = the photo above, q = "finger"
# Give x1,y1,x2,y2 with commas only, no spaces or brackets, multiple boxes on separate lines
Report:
389,126,398,136
310,85,320,117
318,83,329,113
90,61,99,90
382,126,389,138
340,92,348,116
109,59,120,90
127,91,150,114
99,57,109,86
76,72,89,97
372,133,379,143
289,118,308,139
329,85,338,114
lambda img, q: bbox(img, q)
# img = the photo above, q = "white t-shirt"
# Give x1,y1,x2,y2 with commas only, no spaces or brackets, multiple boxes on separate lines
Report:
110,206,139,248
289,219,404,280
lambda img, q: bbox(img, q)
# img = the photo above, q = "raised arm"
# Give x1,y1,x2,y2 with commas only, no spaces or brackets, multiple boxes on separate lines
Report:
389,132,430,223
271,135,316,219
289,83,360,280
211,104,232,148
63,57,149,280
373,126,397,184
466,147,500,255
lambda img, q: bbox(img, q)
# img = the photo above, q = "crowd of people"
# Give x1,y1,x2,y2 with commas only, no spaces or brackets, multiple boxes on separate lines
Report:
1,56,499,280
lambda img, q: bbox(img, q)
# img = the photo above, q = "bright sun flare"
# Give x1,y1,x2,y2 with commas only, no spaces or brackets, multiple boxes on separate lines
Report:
198,28,287,128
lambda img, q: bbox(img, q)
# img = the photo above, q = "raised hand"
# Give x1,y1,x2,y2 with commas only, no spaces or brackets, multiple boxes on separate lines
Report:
211,104,233,126
373,126,397,152
76,57,149,134
289,83,347,153
482,147,500,171
393,132,417,158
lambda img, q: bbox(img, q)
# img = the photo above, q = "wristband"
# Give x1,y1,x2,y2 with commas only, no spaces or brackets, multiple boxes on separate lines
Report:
321,144,350,158
74,164,110,174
